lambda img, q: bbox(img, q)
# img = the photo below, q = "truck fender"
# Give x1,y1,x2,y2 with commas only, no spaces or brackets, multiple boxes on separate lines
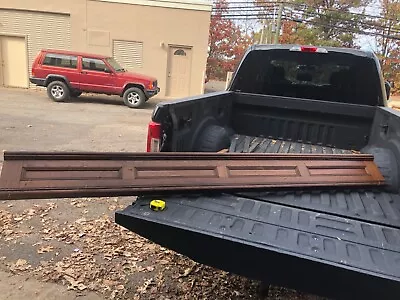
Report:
191,117,233,151
122,83,146,95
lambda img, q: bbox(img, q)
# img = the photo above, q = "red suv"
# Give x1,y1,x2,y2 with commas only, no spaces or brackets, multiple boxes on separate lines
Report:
30,49,160,108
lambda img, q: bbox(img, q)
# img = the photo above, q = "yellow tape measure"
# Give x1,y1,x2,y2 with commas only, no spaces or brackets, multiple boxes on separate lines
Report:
150,199,166,211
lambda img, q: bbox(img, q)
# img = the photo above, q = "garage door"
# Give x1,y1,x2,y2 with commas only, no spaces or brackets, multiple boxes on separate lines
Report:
0,9,71,87
0,36,28,88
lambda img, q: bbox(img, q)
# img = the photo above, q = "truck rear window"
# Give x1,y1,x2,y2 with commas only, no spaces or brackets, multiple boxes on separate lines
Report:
232,49,383,106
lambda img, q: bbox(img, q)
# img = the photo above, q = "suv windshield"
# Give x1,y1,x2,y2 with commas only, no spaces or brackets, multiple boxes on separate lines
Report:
106,57,125,72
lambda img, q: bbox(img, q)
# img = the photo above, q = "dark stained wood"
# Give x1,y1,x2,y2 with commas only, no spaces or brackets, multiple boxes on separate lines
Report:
0,151,385,200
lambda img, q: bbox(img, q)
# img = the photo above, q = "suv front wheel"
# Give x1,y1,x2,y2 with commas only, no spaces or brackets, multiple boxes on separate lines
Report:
47,81,70,102
123,87,146,108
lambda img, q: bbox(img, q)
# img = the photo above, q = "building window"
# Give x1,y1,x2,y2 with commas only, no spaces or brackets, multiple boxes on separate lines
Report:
43,53,77,69
82,58,108,72
174,49,186,56
113,40,143,70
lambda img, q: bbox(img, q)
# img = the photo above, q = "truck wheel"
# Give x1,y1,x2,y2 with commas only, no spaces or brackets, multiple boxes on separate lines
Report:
195,125,232,152
123,87,146,108
47,81,70,102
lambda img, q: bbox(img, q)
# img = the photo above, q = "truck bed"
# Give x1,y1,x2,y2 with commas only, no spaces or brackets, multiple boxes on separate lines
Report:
116,135,400,299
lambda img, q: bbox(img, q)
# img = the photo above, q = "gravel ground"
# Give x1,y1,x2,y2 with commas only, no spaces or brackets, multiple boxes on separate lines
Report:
0,87,327,300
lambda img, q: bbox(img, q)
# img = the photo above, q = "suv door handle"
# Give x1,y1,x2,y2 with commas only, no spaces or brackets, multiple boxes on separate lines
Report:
81,71,87,74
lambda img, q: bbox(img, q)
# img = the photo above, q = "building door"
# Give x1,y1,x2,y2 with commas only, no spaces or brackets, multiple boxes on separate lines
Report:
0,36,28,88
166,46,192,97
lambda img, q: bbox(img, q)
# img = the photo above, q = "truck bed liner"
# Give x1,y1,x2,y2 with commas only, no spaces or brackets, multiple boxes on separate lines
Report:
116,135,400,299
237,190,400,229
229,134,353,154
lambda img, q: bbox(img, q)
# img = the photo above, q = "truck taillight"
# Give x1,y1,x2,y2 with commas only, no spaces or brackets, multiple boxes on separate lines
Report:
147,121,161,152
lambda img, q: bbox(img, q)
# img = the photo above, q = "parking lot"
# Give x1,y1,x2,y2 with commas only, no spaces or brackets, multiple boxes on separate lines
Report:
0,87,324,300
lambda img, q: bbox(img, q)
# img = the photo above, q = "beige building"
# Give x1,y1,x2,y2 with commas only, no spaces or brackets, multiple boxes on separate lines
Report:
0,0,211,98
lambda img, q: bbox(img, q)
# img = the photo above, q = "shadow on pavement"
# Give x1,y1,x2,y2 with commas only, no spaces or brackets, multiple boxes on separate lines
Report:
67,95,164,109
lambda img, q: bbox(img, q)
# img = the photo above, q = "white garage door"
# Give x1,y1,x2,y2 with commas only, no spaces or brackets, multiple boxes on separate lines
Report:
0,9,71,87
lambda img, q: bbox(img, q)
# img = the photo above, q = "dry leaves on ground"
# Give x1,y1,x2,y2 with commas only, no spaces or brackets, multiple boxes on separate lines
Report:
0,198,327,300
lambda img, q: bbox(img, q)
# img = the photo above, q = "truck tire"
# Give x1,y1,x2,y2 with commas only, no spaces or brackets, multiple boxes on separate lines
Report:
195,125,232,152
47,81,70,102
123,87,146,108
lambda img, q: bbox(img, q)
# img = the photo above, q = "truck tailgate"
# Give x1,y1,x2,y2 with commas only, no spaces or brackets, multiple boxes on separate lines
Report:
116,190,400,299
117,134,400,299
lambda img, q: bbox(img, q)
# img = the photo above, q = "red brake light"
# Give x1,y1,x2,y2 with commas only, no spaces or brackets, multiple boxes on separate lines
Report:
301,46,318,52
290,46,328,53
147,121,161,152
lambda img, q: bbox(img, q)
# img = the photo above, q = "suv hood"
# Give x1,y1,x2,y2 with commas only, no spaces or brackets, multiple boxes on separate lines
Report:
118,71,156,83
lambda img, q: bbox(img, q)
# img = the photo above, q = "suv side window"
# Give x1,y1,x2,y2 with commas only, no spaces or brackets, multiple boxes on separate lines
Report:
82,58,108,72
43,53,77,69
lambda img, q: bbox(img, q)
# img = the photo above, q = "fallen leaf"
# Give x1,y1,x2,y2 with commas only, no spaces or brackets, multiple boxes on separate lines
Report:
62,268,76,278
75,218,86,224
3,229,13,235
77,283,87,291
15,259,27,267
10,259,31,272
27,209,36,216
123,251,132,257
37,245,54,254
103,279,118,286
178,263,197,278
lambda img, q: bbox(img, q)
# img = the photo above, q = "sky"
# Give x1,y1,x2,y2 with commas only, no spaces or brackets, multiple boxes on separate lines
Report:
354,0,382,51
226,0,384,52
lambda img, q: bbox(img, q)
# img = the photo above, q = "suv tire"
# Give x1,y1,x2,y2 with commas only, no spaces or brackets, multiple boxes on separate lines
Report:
71,91,82,98
123,87,146,108
47,81,70,102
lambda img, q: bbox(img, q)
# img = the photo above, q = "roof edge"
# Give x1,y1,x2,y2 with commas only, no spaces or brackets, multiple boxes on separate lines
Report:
42,49,109,59
91,0,212,11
